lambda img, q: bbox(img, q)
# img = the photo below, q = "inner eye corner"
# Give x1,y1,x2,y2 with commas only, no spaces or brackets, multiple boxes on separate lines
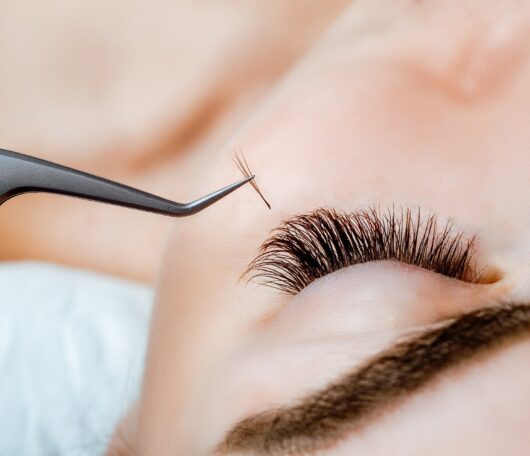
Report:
473,264,503,285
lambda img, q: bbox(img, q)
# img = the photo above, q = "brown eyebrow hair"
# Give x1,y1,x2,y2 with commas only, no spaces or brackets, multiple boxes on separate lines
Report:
218,303,530,455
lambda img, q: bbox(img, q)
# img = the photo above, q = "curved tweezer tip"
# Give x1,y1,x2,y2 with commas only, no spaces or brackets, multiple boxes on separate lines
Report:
180,175,255,216
0,148,255,217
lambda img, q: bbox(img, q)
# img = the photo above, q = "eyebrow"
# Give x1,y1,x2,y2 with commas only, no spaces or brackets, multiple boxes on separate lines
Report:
218,303,530,454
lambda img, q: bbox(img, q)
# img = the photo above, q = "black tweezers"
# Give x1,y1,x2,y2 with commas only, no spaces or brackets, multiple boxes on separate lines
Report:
0,148,253,216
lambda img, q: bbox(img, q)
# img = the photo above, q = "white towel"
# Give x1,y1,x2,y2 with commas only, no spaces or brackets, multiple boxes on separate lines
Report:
0,261,153,456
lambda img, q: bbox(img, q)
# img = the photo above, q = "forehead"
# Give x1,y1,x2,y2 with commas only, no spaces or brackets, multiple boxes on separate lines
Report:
326,338,530,455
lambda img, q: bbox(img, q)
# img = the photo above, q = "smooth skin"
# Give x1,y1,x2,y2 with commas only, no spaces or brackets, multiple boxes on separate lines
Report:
118,1,530,454
1,0,529,454
0,0,347,282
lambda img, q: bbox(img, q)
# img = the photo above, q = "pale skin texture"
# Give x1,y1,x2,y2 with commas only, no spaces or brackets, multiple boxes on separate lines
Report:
123,1,530,454
1,0,529,455
0,0,347,282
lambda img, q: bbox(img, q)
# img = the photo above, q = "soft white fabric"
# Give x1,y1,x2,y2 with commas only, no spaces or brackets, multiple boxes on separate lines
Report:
0,261,153,456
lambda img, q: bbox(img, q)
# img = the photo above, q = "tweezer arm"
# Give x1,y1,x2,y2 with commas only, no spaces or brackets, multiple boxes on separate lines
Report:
0,149,252,217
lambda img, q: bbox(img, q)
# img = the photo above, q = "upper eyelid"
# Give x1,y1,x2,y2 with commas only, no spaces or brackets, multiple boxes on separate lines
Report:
243,205,483,294
220,303,530,453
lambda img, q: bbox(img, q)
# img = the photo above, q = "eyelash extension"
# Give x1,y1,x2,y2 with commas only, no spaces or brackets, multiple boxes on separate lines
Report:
233,150,271,209
243,206,482,294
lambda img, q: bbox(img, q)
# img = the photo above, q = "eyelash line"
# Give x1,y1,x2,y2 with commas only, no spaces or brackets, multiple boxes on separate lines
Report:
243,206,482,294
233,150,271,210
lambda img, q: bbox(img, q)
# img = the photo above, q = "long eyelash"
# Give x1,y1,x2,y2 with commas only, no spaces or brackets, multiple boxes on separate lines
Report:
233,150,271,210
243,206,481,294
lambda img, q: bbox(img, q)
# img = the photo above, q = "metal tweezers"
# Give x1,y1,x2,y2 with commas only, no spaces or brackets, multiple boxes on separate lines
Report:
0,148,253,216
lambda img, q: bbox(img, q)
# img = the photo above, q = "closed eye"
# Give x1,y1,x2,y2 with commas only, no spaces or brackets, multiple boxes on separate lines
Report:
243,206,485,294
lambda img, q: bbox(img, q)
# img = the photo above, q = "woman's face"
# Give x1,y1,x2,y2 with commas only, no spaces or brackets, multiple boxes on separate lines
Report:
130,1,530,454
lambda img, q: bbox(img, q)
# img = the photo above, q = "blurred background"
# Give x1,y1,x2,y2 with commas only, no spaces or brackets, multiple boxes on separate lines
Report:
0,0,349,283
0,2,350,455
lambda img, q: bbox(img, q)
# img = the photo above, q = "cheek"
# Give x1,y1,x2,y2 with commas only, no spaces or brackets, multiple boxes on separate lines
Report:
219,60,497,228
